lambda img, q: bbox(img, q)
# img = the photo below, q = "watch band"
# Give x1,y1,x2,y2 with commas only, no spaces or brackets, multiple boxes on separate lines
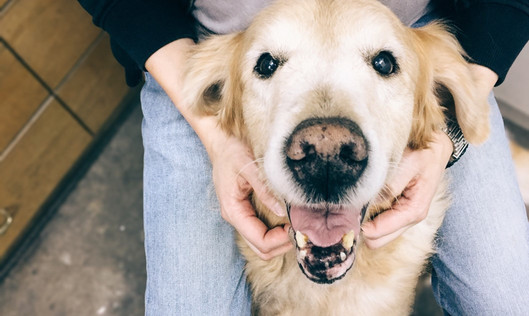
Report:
442,116,469,168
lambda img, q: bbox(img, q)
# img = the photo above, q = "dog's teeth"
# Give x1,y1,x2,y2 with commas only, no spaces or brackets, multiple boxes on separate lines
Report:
299,249,307,259
340,252,346,262
342,230,356,251
325,262,330,269
295,231,308,248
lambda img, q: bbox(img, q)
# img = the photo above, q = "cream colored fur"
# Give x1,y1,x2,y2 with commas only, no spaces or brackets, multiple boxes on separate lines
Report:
182,0,490,314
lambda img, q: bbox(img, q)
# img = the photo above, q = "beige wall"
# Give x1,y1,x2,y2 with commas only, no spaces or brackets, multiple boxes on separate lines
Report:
494,43,529,129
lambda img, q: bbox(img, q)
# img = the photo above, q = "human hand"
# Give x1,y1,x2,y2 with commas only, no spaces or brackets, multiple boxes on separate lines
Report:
205,122,293,260
146,39,292,260
361,131,453,249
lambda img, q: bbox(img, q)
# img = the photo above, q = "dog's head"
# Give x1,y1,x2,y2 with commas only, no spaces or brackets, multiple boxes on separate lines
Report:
183,0,489,284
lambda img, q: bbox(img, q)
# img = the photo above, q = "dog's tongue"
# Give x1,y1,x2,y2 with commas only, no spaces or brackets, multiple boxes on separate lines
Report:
289,205,362,247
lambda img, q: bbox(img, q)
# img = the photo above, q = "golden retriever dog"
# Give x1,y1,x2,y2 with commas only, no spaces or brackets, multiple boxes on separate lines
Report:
183,0,490,314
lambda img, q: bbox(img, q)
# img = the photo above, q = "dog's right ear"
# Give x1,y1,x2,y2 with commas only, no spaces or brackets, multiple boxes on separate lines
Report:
409,23,490,149
182,33,246,138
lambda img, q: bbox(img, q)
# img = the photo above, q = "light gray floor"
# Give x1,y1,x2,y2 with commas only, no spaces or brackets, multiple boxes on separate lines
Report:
16,96,529,315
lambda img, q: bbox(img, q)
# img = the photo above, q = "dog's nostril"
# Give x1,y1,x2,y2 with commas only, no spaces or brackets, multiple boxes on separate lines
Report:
287,142,317,161
302,143,316,159
339,143,366,165
339,144,356,165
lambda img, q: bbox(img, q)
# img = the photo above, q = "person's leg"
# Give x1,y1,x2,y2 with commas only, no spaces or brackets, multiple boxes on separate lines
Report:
432,93,529,315
141,73,251,315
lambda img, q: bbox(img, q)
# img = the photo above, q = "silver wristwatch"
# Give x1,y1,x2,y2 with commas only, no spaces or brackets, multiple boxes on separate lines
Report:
442,116,468,168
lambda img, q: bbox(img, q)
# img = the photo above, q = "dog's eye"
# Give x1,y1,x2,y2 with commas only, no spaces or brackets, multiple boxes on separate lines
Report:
254,53,280,79
372,51,397,76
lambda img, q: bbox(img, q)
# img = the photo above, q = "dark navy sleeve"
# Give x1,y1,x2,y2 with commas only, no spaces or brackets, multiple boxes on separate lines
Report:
453,0,529,85
78,0,197,86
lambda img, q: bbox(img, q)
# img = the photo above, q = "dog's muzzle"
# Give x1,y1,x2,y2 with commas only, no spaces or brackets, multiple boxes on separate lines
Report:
284,117,369,283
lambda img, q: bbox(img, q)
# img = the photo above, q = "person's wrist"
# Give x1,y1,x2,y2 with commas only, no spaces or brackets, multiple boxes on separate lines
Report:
145,39,194,77
145,38,195,107
468,63,498,93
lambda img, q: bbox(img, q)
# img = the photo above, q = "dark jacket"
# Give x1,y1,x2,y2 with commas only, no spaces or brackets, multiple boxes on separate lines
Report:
78,0,529,87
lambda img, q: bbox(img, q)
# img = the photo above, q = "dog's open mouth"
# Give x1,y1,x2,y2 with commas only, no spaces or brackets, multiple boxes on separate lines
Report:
287,204,366,284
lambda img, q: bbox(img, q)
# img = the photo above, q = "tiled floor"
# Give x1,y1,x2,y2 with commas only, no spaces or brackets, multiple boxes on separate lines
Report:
0,102,527,315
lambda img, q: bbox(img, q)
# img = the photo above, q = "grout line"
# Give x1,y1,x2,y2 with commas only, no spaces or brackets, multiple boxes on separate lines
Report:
52,32,109,135
0,38,95,138
0,96,54,162
53,94,95,137
53,32,105,91
0,0,15,13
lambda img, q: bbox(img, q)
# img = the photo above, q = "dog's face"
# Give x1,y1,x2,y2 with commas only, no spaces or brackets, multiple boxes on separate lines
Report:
184,0,489,284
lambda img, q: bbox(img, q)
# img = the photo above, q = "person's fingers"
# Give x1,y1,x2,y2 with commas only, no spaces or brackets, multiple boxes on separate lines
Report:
241,227,293,261
362,132,452,249
363,224,411,249
205,128,292,260
225,199,292,259
238,223,293,260
362,177,429,245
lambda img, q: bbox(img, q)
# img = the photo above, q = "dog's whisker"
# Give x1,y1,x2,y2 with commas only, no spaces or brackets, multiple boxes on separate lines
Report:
235,157,266,180
381,184,402,206
386,161,420,175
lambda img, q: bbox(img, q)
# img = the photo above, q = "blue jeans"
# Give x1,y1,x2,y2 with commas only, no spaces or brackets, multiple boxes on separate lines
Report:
141,70,529,314
141,73,251,315
432,93,529,315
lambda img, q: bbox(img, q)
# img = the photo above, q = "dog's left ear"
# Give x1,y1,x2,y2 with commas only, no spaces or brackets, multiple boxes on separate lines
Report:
182,33,246,138
409,23,490,149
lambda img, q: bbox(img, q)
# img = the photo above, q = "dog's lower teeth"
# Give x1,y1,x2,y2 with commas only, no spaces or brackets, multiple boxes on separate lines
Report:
295,231,308,248
325,262,330,269
342,230,355,251
340,252,346,262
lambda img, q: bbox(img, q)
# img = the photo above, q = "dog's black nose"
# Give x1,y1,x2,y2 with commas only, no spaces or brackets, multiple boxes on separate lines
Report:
285,117,368,203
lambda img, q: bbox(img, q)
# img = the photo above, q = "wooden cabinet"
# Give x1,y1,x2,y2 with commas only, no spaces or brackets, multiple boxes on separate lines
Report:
0,0,136,264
